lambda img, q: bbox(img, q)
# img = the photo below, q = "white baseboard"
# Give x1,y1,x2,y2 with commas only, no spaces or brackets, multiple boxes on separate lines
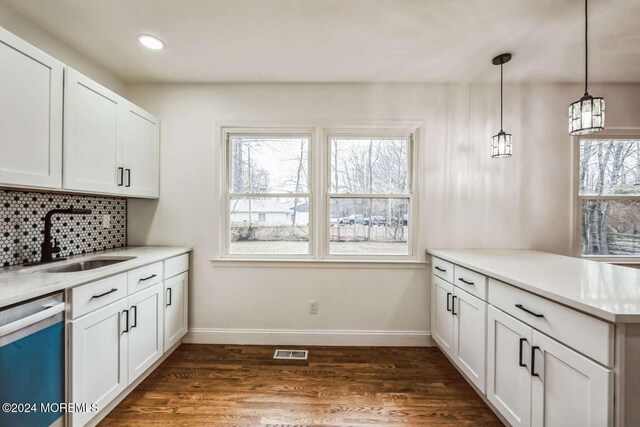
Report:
184,328,433,347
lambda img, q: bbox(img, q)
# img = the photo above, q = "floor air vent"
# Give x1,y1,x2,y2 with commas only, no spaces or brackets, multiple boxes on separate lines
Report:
273,349,309,360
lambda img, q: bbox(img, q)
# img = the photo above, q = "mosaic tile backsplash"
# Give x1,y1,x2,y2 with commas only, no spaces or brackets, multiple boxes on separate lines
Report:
1,190,127,267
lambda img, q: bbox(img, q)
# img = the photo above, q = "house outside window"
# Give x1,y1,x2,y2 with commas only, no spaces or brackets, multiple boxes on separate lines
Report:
222,125,420,260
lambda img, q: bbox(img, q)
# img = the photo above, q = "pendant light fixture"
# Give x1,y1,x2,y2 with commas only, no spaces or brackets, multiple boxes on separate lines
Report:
569,0,605,135
491,53,512,159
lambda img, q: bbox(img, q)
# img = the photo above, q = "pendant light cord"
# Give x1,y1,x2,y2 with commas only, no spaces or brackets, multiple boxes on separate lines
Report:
500,62,504,131
584,0,588,95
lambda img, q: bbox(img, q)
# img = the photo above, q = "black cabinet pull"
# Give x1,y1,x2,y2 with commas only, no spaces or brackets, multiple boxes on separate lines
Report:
531,346,541,377
130,305,137,329
435,266,447,272
446,292,451,312
117,167,124,186
515,304,545,318
125,169,131,187
518,338,528,367
167,287,172,307
452,296,458,316
91,288,117,299
139,274,157,282
458,278,474,285
121,309,129,334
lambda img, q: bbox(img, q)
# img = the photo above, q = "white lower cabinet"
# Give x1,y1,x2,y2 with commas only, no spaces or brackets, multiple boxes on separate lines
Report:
530,330,613,427
128,283,164,382
164,272,188,352
487,306,613,427
432,275,487,392
431,257,615,427
71,298,128,427
70,282,165,426
487,305,532,427
432,276,455,356
452,287,486,392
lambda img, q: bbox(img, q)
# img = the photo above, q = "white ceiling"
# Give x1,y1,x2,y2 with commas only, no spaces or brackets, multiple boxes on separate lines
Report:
2,0,640,83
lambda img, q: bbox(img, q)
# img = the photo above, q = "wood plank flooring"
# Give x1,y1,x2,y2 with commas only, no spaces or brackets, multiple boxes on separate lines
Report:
99,344,502,426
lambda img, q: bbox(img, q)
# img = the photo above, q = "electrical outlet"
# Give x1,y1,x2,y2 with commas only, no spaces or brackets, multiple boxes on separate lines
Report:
102,214,111,229
309,300,318,314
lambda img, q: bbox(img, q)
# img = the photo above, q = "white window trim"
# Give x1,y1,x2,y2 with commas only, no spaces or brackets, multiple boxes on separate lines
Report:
322,127,417,261
221,127,316,260
217,121,424,263
572,127,640,262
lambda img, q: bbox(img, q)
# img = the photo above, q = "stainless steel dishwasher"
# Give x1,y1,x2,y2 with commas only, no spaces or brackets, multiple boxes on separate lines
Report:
0,293,65,427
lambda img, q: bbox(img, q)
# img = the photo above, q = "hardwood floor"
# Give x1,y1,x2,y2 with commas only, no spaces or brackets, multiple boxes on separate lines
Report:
99,344,502,426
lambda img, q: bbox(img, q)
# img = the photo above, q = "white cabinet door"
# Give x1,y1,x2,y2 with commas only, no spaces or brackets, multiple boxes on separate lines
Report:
63,68,124,194
128,283,163,383
452,287,486,392
164,272,188,351
71,298,128,426
0,27,63,189
531,330,613,427
487,306,533,427
123,102,160,198
432,276,454,357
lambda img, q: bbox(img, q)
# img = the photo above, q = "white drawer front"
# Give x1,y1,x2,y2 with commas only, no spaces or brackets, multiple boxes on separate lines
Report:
164,253,189,279
128,262,163,294
454,265,487,301
70,273,127,319
432,257,454,283
488,278,614,367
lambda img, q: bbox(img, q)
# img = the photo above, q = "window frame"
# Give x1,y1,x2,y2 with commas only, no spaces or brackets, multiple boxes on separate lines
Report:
573,128,640,262
220,123,422,262
323,129,416,260
223,127,316,260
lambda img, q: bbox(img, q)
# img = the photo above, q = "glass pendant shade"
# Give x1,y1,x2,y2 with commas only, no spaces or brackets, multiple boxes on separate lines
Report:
569,94,605,135
569,0,605,136
491,130,512,158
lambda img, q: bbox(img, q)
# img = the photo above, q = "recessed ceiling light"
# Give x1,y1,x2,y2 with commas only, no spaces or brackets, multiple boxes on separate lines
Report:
137,34,165,50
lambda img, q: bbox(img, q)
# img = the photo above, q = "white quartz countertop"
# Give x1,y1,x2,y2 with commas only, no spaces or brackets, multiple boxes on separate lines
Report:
0,246,191,309
427,249,640,323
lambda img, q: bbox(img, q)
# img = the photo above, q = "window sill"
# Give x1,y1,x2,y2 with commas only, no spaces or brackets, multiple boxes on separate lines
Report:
210,258,429,269
581,256,640,263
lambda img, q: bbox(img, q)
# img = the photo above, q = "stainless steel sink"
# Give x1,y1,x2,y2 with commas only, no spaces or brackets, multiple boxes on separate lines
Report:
38,257,136,273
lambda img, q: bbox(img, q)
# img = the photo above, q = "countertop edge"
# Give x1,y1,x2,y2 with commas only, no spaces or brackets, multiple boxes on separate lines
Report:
426,249,625,324
0,246,192,309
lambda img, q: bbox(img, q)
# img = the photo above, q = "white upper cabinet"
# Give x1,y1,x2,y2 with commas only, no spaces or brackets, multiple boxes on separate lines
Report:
64,68,124,194
63,67,160,198
123,103,160,198
0,26,63,189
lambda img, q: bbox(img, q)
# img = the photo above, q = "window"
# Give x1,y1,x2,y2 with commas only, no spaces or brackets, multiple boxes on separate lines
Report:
329,136,411,255
227,133,311,255
578,137,640,257
223,125,419,259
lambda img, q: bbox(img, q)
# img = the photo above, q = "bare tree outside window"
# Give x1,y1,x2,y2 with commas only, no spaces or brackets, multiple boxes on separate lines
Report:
228,135,310,255
579,139,640,256
329,137,411,255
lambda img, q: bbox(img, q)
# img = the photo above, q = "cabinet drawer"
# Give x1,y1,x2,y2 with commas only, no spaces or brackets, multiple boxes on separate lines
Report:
488,278,614,367
70,273,127,319
432,257,454,283
127,262,163,294
164,253,189,279
454,265,487,301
